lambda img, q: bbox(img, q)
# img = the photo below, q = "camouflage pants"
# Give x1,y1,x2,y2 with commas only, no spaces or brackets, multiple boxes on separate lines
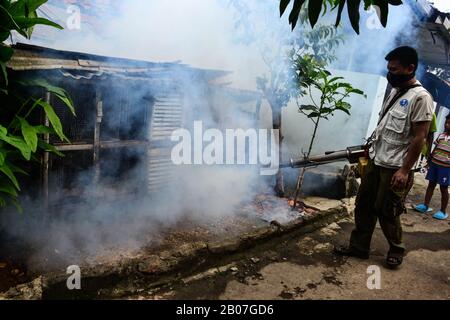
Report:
350,159,414,255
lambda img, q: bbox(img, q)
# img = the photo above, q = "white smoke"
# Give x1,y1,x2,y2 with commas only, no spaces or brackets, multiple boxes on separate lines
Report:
2,0,423,272
432,0,450,13
32,0,277,91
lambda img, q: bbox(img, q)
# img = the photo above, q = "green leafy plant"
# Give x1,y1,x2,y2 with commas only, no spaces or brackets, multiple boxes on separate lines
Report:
291,54,366,207
0,0,62,84
280,0,404,34
227,0,345,196
0,0,74,211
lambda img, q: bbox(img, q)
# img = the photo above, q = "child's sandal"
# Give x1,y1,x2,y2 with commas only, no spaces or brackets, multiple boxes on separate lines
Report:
433,211,448,220
414,204,432,213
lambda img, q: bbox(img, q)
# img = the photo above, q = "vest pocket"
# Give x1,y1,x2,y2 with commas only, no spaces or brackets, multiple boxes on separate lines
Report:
382,135,409,146
385,109,407,134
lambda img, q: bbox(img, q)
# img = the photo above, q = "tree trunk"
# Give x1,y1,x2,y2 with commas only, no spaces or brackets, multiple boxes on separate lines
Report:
272,107,284,197
292,117,320,210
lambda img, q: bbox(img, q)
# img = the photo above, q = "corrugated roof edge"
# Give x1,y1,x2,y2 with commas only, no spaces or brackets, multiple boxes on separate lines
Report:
11,43,181,68
8,43,231,80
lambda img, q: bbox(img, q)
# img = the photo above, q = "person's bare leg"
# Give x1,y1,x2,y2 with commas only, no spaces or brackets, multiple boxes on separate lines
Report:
424,182,437,207
440,185,448,213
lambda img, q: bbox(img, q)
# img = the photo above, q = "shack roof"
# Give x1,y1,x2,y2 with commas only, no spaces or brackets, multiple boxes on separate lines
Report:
7,43,230,82
409,0,450,66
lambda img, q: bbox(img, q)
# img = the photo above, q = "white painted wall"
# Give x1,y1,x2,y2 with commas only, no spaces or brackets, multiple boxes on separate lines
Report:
280,69,388,159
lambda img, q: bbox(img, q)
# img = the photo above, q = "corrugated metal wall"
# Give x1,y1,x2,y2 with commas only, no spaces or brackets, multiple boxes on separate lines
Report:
147,94,184,194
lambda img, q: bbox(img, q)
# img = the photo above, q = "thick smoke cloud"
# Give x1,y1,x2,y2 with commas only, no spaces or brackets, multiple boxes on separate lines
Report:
2,0,419,271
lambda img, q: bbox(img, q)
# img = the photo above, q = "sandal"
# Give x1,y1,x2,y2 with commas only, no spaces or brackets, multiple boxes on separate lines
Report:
414,204,432,214
433,211,448,220
386,252,403,269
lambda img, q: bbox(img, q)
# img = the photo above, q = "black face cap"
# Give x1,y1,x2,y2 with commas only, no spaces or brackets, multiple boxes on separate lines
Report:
385,46,419,72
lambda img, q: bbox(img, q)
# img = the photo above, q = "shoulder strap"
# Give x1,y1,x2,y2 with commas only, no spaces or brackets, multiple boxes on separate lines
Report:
377,84,422,125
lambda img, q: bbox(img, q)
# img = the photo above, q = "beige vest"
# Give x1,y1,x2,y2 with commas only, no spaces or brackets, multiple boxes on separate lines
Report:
370,81,434,169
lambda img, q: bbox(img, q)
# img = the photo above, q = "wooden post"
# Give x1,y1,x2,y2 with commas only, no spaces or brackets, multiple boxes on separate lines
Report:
272,107,284,197
93,89,103,189
42,92,51,215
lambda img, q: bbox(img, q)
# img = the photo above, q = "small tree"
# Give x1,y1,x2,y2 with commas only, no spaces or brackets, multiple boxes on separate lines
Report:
291,55,366,209
227,0,344,196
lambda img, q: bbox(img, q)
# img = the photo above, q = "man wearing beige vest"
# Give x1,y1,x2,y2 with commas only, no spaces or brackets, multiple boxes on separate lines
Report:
335,46,434,269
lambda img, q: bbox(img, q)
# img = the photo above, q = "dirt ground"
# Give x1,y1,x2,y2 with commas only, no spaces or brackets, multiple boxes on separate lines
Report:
0,192,302,294
130,173,450,300
1,173,449,299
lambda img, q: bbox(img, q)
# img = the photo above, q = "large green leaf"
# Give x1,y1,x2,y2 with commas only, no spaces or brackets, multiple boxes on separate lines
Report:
18,116,38,152
0,181,18,197
328,76,345,83
363,0,373,10
280,0,291,16
1,0,60,40
7,163,29,176
0,4,27,38
335,105,352,115
0,164,20,191
347,0,361,34
33,125,54,135
23,9,38,39
307,111,321,118
308,0,323,28
19,79,76,115
289,0,307,30
334,0,346,27
299,104,318,111
14,16,63,31
348,88,365,95
320,107,334,114
36,99,69,142
0,44,13,62
9,0,49,16
37,140,64,157
0,125,7,136
281,0,399,33
0,149,5,166
2,135,31,160
20,97,42,120
387,0,403,5
28,0,50,12
373,0,388,27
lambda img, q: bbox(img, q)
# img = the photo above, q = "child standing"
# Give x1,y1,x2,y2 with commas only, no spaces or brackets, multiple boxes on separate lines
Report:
414,115,450,220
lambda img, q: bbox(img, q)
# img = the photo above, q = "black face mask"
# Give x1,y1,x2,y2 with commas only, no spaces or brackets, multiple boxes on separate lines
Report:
386,71,415,87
